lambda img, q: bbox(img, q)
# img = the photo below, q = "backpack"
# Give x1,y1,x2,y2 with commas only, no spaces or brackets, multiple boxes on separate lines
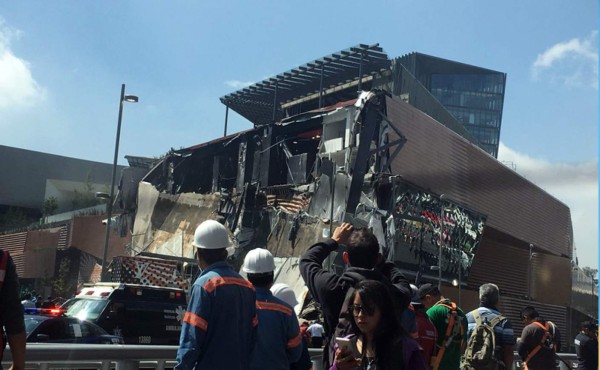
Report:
326,272,406,367
540,321,557,351
460,309,505,370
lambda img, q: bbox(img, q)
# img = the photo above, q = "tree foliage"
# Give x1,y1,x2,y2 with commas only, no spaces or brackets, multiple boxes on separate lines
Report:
72,172,101,210
581,266,598,279
53,257,76,298
42,197,59,217
0,207,32,231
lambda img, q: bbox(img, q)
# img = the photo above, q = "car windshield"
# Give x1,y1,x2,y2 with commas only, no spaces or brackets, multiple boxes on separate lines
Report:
24,317,47,335
64,298,108,321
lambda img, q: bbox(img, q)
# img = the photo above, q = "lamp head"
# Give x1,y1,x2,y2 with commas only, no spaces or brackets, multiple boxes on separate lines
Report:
124,95,139,103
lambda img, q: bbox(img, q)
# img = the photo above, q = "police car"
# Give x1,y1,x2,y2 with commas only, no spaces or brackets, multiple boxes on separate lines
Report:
25,308,123,344
61,283,187,345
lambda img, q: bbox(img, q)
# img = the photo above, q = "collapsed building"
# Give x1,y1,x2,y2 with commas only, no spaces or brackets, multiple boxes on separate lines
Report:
120,44,594,350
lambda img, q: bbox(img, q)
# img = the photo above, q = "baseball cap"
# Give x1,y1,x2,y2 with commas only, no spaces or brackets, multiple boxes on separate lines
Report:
417,283,439,299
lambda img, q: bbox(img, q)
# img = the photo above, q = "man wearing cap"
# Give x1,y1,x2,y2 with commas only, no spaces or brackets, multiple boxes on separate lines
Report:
175,220,258,370
243,249,302,370
419,283,467,370
411,285,438,369
574,321,598,370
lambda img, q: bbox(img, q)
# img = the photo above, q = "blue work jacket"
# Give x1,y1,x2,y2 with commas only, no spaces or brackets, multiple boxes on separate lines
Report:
175,261,257,370
250,287,302,370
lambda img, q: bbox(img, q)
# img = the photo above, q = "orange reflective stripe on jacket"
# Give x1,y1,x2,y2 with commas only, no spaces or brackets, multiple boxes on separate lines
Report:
203,276,255,293
256,301,293,316
287,331,302,348
183,311,208,331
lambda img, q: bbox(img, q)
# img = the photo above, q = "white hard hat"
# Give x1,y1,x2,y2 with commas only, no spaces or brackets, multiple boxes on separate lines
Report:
242,248,275,274
192,220,231,249
271,283,298,307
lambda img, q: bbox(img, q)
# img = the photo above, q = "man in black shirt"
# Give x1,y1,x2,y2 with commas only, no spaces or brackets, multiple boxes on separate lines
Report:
516,306,561,370
574,321,598,370
300,222,411,367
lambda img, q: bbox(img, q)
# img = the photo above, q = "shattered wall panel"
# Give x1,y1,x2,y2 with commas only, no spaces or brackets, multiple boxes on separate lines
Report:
385,96,572,258
131,182,161,254
132,184,223,260
266,212,329,259
23,227,62,279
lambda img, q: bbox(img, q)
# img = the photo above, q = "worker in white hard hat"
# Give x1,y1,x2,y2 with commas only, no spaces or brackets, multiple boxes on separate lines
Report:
175,220,258,370
243,249,302,370
271,283,313,370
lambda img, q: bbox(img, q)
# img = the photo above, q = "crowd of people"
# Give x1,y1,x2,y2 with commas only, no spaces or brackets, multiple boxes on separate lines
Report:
0,220,597,370
20,292,57,309
171,220,598,370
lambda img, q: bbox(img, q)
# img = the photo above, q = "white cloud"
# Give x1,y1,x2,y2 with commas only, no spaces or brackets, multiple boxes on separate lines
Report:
498,142,598,268
531,30,599,89
0,20,45,109
225,80,255,89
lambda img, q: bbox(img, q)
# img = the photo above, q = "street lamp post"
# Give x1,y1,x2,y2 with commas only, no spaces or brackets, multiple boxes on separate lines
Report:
528,244,533,299
100,84,138,282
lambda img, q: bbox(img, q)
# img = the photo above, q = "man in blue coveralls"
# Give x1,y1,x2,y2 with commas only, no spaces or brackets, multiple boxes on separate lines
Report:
175,220,258,370
243,248,302,370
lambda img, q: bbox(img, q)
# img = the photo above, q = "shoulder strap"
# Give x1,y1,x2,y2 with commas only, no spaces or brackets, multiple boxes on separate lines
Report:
489,314,505,328
432,302,458,370
340,286,356,316
473,309,483,326
436,301,457,311
524,322,551,365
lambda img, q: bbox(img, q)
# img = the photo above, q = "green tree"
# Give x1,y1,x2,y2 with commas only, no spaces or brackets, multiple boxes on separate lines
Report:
53,257,76,298
42,197,59,217
582,266,598,279
0,207,31,231
72,172,101,210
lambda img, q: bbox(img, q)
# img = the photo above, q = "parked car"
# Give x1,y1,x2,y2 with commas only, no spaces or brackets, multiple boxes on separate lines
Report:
25,308,123,344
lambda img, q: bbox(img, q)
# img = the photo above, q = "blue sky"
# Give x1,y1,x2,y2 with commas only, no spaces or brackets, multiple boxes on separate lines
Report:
0,1,597,267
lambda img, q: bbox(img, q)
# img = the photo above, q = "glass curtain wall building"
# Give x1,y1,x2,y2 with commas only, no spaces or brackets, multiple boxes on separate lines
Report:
395,53,507,157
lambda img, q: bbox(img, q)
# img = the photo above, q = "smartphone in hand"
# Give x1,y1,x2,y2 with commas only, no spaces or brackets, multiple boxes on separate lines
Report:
335,336,361,358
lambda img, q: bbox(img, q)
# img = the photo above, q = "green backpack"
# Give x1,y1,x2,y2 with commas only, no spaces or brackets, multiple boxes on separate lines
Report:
460,310,505,370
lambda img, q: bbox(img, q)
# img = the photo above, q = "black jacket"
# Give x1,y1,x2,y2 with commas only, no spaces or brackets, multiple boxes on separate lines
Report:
575,332,598,370
0,251,25,337
299,239,411,338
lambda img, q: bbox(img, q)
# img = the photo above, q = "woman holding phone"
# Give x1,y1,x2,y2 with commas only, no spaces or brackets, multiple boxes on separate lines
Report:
331,280,426,370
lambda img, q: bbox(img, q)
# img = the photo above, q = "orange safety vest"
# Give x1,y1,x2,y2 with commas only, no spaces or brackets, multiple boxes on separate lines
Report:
523,321,556,370
432,301,463,370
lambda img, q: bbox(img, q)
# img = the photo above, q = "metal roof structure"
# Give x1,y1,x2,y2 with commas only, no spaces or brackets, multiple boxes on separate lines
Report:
220,43,390,127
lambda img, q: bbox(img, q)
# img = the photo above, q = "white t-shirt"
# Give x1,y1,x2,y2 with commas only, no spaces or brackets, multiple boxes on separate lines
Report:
21,300,36,309
307,323,324,337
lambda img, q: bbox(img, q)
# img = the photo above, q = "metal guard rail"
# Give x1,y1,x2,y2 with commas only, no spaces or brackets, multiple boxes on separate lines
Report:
2,344,580,370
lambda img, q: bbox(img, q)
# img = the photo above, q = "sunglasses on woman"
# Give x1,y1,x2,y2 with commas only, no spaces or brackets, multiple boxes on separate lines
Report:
348,304,374,316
